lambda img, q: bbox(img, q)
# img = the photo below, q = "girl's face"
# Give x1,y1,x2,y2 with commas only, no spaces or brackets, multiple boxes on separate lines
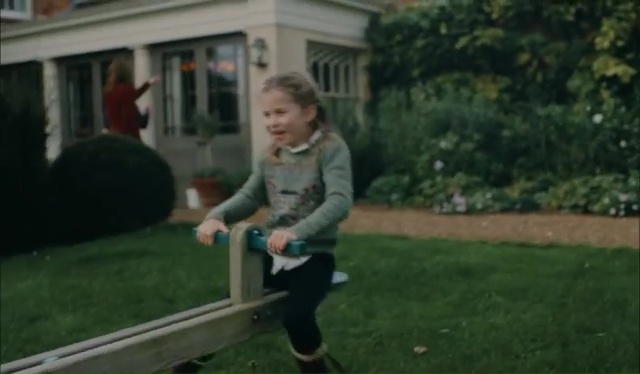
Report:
262,88,316,148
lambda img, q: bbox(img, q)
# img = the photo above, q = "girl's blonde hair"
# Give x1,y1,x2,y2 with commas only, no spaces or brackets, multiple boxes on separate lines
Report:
104,58,133,93
261,71,332,162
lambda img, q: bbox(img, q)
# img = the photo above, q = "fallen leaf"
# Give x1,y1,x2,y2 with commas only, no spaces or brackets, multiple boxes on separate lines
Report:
413,345,428,355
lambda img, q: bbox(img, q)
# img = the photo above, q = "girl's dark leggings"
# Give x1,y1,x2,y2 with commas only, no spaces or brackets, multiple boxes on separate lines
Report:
262,252,336,355
174,253,335,373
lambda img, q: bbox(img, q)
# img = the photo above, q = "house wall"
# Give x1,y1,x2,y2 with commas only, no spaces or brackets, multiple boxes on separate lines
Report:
0,0,378,206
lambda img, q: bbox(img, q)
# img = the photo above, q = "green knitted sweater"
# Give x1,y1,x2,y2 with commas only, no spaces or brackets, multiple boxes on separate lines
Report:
205,132,353,255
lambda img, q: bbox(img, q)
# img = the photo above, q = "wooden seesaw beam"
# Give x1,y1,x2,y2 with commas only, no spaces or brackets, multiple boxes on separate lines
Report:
0,222,348,373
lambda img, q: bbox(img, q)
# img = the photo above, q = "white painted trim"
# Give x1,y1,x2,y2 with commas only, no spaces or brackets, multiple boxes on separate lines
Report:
1,0,376,66
274,0,373,41
1,9,31,20
0,0,216,39
0,1,254,65
323,0,384,13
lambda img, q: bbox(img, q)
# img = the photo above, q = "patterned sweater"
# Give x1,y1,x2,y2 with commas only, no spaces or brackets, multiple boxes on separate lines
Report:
205,131,353,256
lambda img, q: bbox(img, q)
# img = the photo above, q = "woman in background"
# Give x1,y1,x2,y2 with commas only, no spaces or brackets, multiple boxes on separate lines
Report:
103,58,160,140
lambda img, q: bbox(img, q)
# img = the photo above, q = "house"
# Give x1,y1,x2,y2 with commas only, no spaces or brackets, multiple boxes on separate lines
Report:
0,0,383,205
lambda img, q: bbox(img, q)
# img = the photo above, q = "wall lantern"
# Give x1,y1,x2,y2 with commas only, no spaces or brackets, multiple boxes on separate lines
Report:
249,37,269,68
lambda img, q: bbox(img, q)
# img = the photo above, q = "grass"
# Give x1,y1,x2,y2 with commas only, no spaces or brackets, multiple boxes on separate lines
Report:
1,223,638,373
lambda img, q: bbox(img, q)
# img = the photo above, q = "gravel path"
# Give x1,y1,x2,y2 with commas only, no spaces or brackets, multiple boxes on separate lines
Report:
170,205,639,249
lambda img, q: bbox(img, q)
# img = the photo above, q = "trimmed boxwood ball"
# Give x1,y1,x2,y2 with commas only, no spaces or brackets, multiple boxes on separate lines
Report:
0,91,48,257
47,134,176,244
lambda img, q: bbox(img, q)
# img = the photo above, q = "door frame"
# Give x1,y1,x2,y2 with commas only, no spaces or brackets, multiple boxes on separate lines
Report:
149,33,251,170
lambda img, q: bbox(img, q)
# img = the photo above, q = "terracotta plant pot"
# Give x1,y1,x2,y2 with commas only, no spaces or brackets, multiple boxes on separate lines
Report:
191,177,225,208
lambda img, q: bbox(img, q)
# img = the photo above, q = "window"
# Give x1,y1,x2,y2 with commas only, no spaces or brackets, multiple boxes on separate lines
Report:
65,63,95,139
307,43,359,124
159,40,246,138
206,43,244,134
1,0,31,20
161,51,197,136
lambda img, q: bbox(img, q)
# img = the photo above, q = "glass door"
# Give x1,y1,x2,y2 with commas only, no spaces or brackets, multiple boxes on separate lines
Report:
161,51,198,137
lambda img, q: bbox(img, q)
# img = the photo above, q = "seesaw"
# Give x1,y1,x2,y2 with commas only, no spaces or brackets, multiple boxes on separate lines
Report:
0,222,348,373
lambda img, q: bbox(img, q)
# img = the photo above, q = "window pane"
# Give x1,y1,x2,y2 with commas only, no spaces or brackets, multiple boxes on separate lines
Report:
333,64,340,94
66,63,94,139
311,61,320,88
207,43,241,134
100,60,111,129
322,63,331,93
344,65,351,95
162,51,197,137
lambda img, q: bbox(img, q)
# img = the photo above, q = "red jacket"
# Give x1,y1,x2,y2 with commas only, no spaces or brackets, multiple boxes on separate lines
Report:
103,82,150,140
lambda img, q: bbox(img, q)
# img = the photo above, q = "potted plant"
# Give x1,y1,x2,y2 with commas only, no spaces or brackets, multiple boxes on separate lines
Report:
188,111,225,208
192,167,227,208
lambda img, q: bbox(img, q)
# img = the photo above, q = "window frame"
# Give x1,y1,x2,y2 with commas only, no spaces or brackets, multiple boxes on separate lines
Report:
1,0,32,20
151,35,248,140
306,41,361,124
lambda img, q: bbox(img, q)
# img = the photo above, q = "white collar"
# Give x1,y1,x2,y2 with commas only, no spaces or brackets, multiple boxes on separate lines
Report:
285,130,323,153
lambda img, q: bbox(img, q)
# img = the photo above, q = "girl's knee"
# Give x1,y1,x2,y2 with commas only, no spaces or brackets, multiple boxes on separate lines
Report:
282,308,315,332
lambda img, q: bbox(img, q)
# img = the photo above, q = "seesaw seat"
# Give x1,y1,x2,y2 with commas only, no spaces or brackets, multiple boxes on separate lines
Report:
194,228,349,288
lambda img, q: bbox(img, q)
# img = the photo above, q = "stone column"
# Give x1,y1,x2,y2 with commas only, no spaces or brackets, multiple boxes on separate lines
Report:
131,45,156,148
42,59,62,161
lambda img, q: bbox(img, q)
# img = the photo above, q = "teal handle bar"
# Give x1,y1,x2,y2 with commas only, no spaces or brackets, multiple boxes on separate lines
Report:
193,228,308,256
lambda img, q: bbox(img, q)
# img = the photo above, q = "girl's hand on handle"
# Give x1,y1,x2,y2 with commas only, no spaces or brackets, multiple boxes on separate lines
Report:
267,230,297,253
196,218,229,246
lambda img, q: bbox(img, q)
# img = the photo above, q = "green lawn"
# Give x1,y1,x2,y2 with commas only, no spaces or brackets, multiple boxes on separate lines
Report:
1,223,638,373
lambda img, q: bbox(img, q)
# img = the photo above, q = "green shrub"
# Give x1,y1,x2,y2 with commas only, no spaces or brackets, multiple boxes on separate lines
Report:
539,173,639,216
364,0,638,213
364,174,412,206
0,91,48,257
47,134,176,245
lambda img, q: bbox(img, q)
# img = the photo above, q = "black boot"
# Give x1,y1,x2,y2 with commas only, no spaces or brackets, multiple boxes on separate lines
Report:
295,356,330,373
171,353,215,373
291,344,329,373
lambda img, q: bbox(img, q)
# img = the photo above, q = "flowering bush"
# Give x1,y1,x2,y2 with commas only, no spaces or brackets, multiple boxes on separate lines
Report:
365,172,639,217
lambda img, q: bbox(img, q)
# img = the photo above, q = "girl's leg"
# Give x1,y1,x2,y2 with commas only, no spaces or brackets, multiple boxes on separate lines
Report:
283,253,336,372
263,252,289,291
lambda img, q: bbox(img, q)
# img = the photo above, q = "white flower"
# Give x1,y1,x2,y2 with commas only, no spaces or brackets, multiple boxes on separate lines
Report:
438,140,450,150
618,193,629,202
632,204,639,211
620,140,627,148
592,113,604,124
608,207,616,216
452,192,467,213
434,160,445,171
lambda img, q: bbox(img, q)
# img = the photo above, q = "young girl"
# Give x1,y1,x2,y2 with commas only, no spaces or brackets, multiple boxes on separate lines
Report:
196,71,353,373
